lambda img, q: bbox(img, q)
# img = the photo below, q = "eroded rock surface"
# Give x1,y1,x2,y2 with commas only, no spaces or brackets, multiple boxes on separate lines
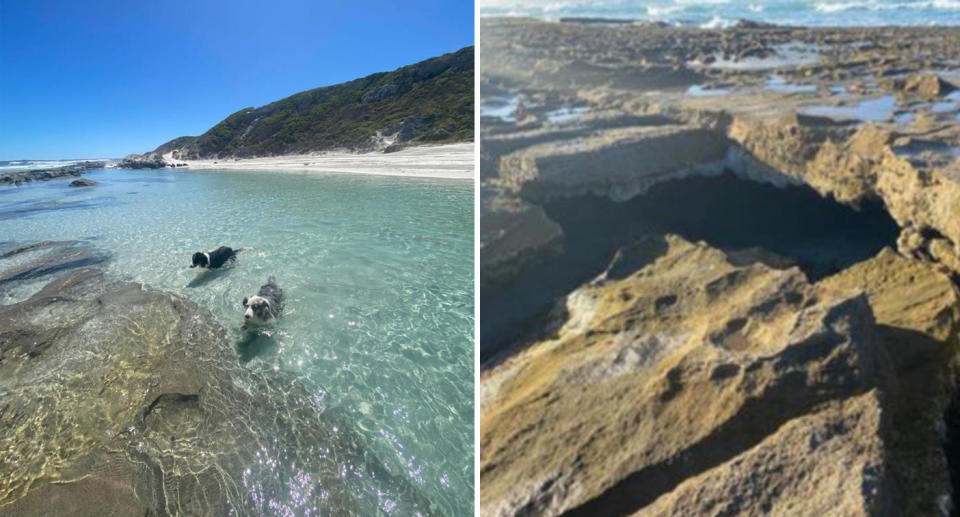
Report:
479,19,960,515
481,237,960,516
480,20,960,305
481,236,895,516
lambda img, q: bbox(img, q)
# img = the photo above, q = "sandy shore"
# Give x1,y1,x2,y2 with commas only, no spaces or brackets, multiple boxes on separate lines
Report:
180,142,474,180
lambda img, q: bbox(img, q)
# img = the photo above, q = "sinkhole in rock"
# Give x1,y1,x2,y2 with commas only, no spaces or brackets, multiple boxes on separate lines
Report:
547,171,900,282
481,171,900,362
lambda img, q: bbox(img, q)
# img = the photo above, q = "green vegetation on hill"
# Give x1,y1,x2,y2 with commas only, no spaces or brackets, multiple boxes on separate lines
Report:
155,47,473,158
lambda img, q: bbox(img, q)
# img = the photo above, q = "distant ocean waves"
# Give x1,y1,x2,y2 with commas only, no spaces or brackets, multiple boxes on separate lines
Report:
478,0,960,27
0,159,103,173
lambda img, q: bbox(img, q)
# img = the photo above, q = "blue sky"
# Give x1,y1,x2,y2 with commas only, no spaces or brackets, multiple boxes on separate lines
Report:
0,0,474,160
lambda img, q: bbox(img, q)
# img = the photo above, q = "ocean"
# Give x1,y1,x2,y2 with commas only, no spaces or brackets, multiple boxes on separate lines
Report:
0,167,474,515
478,0,960,27
0,159,109,173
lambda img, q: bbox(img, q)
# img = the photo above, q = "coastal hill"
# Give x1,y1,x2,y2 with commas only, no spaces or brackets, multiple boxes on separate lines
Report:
127,46,472,165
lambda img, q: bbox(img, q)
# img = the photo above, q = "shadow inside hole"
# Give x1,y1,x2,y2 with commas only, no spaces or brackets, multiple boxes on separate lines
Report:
544,171,900,283
481,170,900,363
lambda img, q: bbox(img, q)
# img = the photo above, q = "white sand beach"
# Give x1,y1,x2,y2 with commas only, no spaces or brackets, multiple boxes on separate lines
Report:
179,142,474,180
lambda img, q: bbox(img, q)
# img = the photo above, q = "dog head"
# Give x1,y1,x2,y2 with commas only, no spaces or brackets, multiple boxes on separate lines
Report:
242,295,273,325
191,252,209,268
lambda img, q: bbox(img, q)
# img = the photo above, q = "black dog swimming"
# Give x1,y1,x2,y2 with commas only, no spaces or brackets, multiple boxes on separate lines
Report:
242,275,283,327
191,246,243,269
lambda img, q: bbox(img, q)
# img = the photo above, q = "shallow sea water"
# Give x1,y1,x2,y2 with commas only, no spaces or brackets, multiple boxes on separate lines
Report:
0,167,474,515
800,95,898,122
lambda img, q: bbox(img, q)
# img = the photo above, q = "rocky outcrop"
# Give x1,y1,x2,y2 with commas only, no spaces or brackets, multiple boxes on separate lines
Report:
882,73,957,99
482,103,960,322
480,237,960,516
120,152,170,169
727,117,960,271
0,161,106,187
636,392,889,516
117,153,188,169
361,83,399,103
68,178,97,187
480,236,897,516
497,125,729,202
480,188,563,287
820,248,960,516
479,18,960,517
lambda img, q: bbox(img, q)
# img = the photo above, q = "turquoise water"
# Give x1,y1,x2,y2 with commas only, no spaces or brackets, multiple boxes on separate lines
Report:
0,168,474,515
479,0,960,26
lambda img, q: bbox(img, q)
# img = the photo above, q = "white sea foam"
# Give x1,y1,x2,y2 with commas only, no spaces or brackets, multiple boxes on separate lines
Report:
647,4,684,17
479,0,960,26
815,0,960,11
0,159,106,173
700,15,736,28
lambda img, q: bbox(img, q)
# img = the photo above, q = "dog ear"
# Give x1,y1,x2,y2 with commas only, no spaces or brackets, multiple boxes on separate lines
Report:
242,297,248,306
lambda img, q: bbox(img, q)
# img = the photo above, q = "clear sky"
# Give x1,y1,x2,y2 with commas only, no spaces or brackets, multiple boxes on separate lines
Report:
0,0,474,160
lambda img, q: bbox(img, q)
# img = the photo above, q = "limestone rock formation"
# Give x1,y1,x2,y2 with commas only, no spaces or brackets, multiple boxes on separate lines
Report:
820,248,960,516
479,18,960,517
882,73,957,99
481,236,898,516
498,125,729,202
480,187,563,287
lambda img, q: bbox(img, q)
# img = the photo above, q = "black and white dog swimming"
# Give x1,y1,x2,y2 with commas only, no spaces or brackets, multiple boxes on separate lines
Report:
242,275,283,327
191,246,243,269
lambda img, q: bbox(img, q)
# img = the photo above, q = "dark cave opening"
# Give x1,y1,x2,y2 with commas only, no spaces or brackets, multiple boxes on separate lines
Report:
480,171,901,363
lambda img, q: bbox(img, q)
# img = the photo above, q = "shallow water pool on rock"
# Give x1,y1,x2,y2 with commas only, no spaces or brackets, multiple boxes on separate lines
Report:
0,167,474,515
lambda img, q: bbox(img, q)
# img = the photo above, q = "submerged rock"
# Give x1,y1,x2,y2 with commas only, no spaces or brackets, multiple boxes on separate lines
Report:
0,240,109,285
68,178,97,187
0,267,440,516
